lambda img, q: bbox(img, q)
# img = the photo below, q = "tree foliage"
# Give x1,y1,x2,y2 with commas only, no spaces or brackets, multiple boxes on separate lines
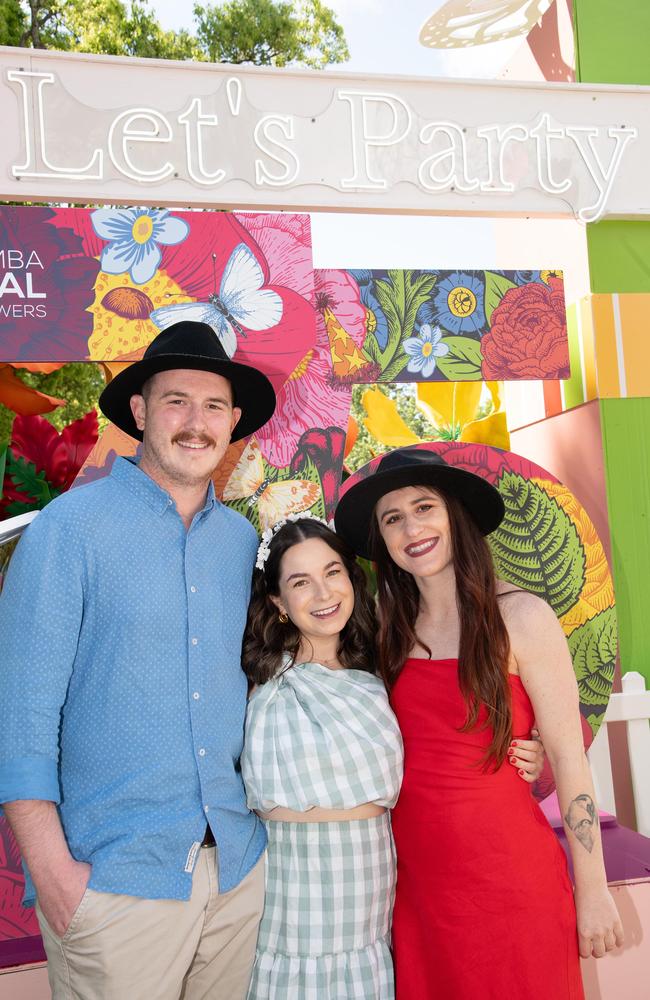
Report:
194,0,348,68
0,0,25,45
1,0,349,67
0,363,107,444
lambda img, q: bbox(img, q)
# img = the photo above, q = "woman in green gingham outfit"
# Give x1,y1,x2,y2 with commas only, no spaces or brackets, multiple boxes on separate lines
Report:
241,516,403,999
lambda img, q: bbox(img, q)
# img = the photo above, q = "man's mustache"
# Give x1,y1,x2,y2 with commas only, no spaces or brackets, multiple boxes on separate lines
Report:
172,434,216,448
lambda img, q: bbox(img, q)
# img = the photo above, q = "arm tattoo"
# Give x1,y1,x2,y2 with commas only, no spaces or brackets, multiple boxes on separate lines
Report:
564,794,598,853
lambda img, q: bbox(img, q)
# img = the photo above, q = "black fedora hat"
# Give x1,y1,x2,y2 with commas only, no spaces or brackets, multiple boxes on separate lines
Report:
334,445,505,559
99,321,276,442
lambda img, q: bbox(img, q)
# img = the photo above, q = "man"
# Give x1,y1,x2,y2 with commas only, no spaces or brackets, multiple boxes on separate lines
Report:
0,321,276,999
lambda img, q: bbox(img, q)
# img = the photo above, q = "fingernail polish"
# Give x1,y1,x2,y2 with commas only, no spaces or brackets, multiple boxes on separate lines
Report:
511,740,518,747
518,769,524,776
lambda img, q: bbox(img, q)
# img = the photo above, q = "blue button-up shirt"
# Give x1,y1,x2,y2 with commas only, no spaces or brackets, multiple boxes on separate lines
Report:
0,457,266,903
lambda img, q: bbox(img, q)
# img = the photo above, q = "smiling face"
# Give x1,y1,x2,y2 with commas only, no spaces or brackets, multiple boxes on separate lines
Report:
375,485,453,581
130,368,241,490
271,536,355,659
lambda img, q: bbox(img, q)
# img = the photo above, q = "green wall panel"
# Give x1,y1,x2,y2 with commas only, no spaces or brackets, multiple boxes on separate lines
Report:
574,0,650,84
586,223,650,294
599,398,650,684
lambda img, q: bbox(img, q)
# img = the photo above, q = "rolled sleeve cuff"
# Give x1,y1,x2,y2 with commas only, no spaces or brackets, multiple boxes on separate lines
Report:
0,757,60,805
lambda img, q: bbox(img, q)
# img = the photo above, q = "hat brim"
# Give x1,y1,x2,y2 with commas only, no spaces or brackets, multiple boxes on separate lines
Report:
335,462,505,559
98,353,276,442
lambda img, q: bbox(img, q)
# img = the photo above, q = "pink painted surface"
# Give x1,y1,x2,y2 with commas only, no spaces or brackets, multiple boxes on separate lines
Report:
510,400,611,563
581,881,650,1000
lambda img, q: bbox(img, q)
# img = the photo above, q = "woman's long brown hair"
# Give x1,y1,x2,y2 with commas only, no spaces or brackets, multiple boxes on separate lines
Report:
370,488,512,769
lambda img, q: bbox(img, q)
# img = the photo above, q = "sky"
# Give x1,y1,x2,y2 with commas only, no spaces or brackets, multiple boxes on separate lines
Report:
149,0,525,80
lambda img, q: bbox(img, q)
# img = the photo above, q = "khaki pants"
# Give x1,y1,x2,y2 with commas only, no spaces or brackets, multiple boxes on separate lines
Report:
36,848,265,1000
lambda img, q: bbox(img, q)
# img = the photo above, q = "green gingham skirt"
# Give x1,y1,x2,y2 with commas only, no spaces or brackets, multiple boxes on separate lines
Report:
247,814,396,999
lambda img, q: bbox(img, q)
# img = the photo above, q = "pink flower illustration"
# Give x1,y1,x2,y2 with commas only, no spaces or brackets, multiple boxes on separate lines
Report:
257,270,367,468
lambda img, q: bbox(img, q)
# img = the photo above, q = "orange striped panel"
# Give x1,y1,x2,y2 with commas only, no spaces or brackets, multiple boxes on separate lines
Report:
618,294,650,397
591,295,621,397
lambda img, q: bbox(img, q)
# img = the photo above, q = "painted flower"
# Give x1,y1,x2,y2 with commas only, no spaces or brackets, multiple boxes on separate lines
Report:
0,206,99,361
0,363,66,416
432,271,486,335
481,277,569,379
403,324,449,378
1,411,99,518
289,427,346,518
0,821,41,939
66,210,316,394
349,270,389,351
91,208,190,285
256,269,366,469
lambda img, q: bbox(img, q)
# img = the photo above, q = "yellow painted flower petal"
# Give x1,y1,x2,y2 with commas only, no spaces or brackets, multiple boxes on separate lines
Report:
485,381,503,412
416,382,483,429
416,383,456,425
362,387,420,447
459,411,510,449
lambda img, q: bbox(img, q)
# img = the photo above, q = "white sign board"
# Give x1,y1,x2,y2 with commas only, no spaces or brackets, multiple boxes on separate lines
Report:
2,46,650,222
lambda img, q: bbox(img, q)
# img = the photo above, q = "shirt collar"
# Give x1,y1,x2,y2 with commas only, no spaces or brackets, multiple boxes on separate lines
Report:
111,456,217,517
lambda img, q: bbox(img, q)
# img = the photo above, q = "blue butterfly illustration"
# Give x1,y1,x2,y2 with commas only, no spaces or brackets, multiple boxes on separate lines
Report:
150,242,283,358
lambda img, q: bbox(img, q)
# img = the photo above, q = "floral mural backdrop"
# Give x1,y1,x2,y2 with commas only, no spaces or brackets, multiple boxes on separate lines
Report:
317,268,568,384
1,206,574,955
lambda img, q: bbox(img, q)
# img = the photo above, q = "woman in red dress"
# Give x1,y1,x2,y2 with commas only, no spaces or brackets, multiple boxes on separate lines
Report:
335,446,623,1000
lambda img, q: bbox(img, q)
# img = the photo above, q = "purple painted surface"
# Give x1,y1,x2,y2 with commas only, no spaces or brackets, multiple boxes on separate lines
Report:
541,793,650,883
0,934,46,969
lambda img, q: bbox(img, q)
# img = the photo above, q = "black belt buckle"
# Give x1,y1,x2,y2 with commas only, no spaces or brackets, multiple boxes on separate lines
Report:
201,823,215,848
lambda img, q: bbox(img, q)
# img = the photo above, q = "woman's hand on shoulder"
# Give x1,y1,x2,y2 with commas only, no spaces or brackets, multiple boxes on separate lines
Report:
575,884,624,958
509,727,544,783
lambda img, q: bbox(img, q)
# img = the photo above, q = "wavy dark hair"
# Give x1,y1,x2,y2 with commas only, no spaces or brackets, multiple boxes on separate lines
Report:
370,487,512,769
242,519,378,685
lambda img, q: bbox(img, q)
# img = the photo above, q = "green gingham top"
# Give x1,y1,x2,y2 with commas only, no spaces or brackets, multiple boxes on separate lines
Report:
241,659,404,812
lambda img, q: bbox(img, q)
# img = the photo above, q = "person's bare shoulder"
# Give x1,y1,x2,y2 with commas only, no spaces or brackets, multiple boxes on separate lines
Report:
497,583,561,634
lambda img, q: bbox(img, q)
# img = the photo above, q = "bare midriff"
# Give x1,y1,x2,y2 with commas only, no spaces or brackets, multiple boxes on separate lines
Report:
257,802,387,823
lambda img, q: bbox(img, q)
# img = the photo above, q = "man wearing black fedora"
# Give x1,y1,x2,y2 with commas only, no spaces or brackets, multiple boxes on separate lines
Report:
0,322,276,999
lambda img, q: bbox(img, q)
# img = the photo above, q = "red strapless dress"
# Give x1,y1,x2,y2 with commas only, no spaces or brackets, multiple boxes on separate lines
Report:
390,658,585,1000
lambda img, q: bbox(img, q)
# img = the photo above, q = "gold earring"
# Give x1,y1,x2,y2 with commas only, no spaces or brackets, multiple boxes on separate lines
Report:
278,611,289,624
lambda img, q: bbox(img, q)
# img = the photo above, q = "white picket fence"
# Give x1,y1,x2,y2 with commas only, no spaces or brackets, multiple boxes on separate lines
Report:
587,671,650,837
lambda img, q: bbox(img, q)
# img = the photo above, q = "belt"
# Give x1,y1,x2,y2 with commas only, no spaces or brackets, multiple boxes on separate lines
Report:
201,823,215,848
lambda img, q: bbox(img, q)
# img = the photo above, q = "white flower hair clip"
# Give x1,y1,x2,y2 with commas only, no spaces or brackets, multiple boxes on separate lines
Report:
255,511,334,570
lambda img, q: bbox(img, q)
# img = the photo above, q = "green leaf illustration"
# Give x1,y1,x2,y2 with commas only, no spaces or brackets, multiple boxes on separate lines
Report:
489,472,586,617
436,337,483,381
568,607,617,709
6,451,60,510
484,271,517,324
370,270,438,374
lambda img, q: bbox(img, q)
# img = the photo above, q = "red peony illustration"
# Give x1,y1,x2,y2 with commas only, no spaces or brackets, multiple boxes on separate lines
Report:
481,278,569,380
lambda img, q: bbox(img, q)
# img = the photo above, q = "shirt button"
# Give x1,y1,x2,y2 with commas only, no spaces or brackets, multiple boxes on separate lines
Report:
204,804,209,813
191,637,198,646
193,692,200,700
198,748,206,757
190,586,197,593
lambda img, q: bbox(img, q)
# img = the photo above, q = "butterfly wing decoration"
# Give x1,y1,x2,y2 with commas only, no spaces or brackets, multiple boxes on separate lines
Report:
419,0,553,48
149,301,239,359
150,242,283,359
223,439,320,533
219,244,283,332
